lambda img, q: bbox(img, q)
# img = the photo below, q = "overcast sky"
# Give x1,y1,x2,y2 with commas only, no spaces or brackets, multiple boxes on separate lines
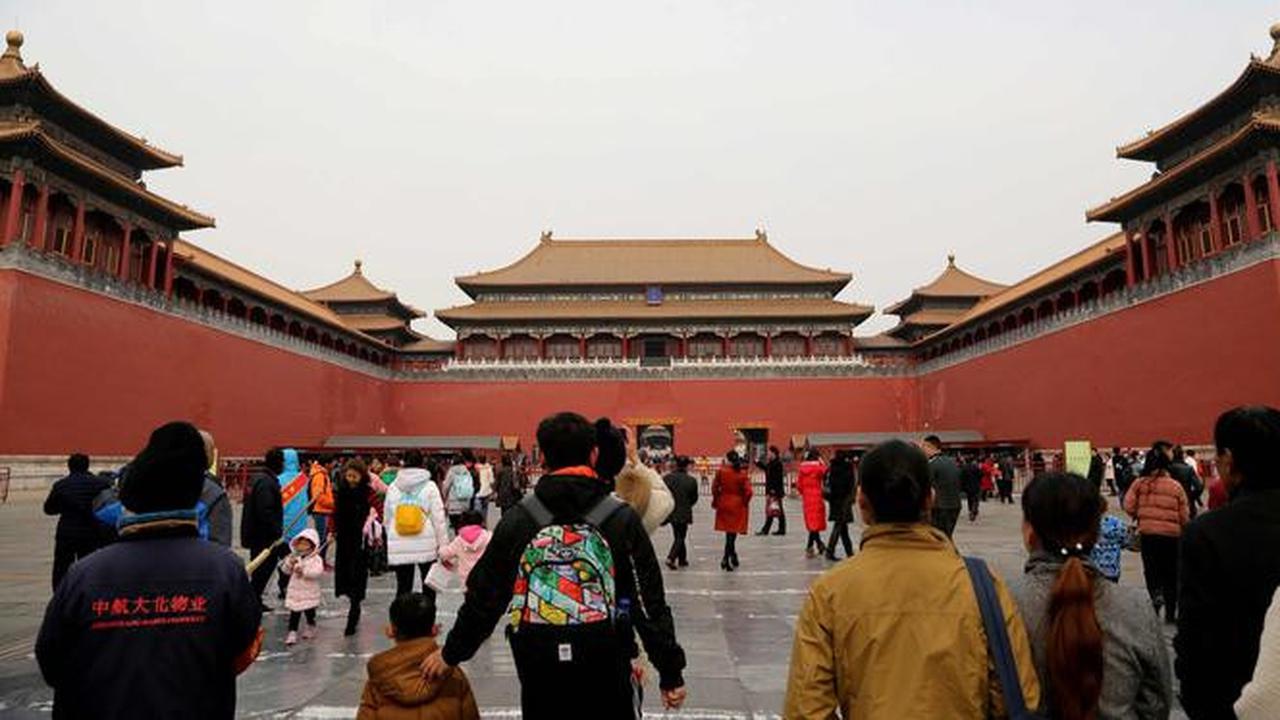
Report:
10,1,1279,335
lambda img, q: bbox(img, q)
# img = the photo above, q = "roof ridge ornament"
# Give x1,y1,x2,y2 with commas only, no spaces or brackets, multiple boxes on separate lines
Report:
1268,22,1280,66
755,227,767,242
0,30,26,77
354,259,363,274
947,253,956,267
540,229,553,243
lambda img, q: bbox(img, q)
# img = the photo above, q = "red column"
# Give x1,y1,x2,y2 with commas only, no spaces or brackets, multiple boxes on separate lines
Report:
537,336,547,359
843,335,853,357
1164,212,1178,273
497,336,505,359
1139,230,1152,280
804,334,813,356
1208,191,1223,254
578,336,587,358
1244,173,1262,241
162,240,175,296
1268,160,1280,235
720,335,729,357
118,222,133,280
763,334,772,358
677,336,687,358
147,241,160,288
30,183,49,250
454,339,464,361
1,168,25,246
70,199,86,262
621,336,630,359
1124,232,1137,287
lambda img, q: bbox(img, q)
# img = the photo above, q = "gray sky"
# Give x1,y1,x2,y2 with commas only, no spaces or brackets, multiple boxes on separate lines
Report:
11,1,1279,335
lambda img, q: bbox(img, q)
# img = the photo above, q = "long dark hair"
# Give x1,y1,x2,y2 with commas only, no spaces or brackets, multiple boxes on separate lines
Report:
725,450,745,472
1022,472,1105,720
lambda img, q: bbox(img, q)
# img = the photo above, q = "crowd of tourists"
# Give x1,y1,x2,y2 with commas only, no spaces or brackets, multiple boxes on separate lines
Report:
32,405,1280,719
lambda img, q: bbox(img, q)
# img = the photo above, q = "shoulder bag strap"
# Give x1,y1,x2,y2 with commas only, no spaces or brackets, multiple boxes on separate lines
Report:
963,556,1038,720
583,494,627,528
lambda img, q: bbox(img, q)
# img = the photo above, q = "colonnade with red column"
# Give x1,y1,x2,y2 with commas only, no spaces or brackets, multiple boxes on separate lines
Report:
456,329,858,362
0,171,176,295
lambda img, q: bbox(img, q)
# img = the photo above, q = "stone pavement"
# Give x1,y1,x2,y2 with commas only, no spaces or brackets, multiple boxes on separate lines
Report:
0,490,1184,718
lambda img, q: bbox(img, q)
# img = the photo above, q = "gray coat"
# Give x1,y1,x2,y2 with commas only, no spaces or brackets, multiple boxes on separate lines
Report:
1009,552,1172,720
662,470,699,525
928,454,963,510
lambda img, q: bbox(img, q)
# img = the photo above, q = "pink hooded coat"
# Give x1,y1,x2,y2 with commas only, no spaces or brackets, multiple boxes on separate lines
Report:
438,525,491,587
282,528,325,612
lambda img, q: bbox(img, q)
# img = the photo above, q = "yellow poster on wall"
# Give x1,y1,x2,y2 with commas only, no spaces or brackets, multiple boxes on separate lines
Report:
1064,440,1092,476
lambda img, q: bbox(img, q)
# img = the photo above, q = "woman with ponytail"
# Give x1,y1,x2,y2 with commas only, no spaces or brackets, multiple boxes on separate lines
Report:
1010,472,1172,720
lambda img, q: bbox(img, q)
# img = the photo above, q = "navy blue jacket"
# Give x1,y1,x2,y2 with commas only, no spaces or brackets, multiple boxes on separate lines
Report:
43,471,111,544
35,516,261,720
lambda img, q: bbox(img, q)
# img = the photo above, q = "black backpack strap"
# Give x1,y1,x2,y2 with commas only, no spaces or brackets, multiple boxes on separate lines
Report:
964,556,1039,720
519,493,554,527
583,494,627,528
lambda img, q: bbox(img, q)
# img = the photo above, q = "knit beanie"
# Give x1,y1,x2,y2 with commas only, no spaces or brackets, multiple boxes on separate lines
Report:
119,421,208,513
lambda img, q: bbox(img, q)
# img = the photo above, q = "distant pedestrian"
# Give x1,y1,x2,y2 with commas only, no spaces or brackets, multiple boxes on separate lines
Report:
43,453,110,591
1169,445,1204,519
1177,406,1280,718
997,454,1015,503
36,421,263,720
241,448,285,611
755,446,787,536
309,457,336,566
1010,472,1172,719
198,430,233,546
437,509,491,589
796,450,828,558
922,435,962,537
334,458,372,636
282,528,324,646
713,450,752,571
824,450,856,561
1123,448,1189,623
663,456,700,570
961,455,982,522
385,450,450,599
493,453,523,515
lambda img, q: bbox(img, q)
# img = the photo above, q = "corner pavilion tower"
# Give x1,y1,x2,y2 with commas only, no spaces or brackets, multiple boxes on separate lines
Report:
436,230,872,363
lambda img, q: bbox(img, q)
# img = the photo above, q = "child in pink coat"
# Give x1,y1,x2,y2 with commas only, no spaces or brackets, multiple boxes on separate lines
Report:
281,528,325,646
437,511,491,589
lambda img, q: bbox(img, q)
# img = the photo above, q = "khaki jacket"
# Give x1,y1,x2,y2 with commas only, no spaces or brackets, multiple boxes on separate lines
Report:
784,523,1040,719
358,637,480,720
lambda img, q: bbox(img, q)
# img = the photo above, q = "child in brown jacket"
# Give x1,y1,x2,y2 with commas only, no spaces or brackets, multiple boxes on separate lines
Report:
358,593,479,720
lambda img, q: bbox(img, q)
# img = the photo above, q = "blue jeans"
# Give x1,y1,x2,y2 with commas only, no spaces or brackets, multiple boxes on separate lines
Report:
312,514,330,562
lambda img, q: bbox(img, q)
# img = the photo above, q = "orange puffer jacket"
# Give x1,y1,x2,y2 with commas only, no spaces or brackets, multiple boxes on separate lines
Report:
1123,473,1189,537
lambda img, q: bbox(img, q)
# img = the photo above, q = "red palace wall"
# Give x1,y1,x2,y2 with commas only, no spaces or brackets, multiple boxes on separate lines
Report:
3,259,1278,457
918,259,1280,448
0,270,391,456
389,375,919,456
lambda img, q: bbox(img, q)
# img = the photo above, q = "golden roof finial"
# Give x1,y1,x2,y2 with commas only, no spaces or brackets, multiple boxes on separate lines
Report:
0,30,26,77
947,253,956,266
1267,22,1280,65
354,259,363,274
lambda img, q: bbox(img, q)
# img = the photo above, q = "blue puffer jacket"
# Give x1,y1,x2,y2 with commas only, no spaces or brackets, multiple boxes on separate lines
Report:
92,468,231,545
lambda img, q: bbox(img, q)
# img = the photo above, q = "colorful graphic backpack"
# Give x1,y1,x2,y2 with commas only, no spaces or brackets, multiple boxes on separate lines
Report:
509,494,626,628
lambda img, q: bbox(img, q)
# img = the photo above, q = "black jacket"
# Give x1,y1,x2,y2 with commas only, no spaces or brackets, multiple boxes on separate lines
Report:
43,471,111,544
928,454,963,510
1175,486,1280,719
494,466,523,510
333,479,370,601
442,472,686,690
662,470,699,525
826,459,856,523
239,470,283,550
36,517,262,720
756,457,786,498
1088,453,1105,488
1170,461,1204,509
961,462,983,497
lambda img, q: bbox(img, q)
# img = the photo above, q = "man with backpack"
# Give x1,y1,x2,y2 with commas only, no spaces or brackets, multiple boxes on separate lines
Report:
422,412,688,717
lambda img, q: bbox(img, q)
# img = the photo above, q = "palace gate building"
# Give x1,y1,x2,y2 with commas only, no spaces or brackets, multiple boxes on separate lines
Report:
2,26,1279,468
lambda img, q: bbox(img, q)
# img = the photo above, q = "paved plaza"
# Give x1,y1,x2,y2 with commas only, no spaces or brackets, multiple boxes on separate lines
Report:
0,489,1181,718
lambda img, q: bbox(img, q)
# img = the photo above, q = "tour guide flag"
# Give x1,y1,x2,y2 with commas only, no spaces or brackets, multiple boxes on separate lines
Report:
1064,441,1092,476
278,448,310,542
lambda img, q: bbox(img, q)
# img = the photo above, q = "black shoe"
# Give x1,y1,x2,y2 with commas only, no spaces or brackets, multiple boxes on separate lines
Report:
824,553,837,561
343,624,358,637
754,530,769,536
772,531,786,536
257,602,274,614
678,560,689,568
720,559,733,572
730,554,740,568
665,558,678,571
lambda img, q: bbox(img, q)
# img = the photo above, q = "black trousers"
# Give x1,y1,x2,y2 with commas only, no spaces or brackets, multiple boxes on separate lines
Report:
1140,534,1180,619
248,544,282,604
51,537,99,592
806,531,825,552
931,507,960,538
667,522,689,565
997,481,1014,504
966,491,981,520
287,607,317,632
758,499,786,534
826,521,853,558
394,561,436,598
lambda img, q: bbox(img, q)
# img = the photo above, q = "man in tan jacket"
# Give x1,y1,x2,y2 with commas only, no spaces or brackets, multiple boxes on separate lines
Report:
784,440,1040,719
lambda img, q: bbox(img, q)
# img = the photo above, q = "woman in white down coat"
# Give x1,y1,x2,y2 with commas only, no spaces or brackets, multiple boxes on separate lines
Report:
383,449,449,597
